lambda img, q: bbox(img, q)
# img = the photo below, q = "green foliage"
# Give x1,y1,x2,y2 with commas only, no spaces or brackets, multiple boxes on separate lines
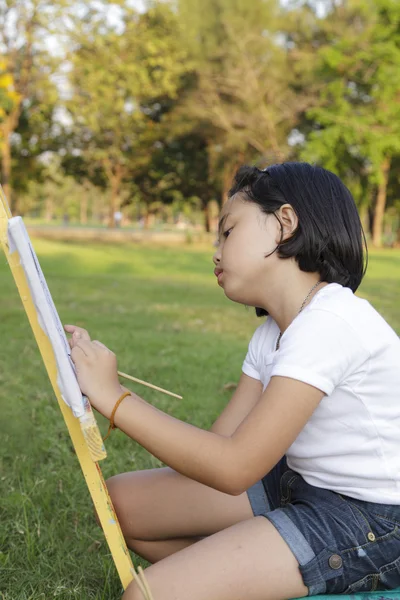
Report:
0,0,399,241
299,0,400,186
17,155,111,220
178,0,299,165
131,133,213,213
63,2,191,224
0,61,20,124
0,0,74,205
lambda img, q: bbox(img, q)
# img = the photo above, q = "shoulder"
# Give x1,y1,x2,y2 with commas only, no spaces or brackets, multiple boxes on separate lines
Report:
273,285,373,394
298,283,399,353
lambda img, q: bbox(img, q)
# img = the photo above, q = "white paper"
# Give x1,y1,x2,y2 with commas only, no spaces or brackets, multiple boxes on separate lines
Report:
7,217,86,417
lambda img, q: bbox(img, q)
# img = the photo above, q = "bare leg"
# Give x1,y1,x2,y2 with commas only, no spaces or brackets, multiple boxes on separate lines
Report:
104,466,254,563
122,516,309,600
127,536,204,564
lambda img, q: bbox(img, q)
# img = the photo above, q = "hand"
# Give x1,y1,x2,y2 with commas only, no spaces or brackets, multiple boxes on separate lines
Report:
64,324,91,350
69,336,124,419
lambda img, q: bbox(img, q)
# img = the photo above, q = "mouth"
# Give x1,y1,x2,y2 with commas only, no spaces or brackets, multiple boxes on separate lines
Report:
214,268,223,284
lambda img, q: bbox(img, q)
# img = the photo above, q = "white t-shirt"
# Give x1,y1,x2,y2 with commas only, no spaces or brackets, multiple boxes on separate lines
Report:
242,282,400,504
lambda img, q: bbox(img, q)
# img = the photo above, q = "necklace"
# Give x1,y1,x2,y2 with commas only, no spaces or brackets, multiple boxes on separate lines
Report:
275,280,323,351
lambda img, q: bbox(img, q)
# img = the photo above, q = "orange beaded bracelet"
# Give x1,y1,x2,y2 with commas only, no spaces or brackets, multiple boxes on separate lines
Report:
103,391,131,441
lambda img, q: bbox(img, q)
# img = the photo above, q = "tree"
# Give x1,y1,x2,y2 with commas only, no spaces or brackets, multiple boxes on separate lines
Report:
0,60,20,132
177,0,320,204
0,0,70,211
294,0,400,246
131,132,217,230
64,3,190,227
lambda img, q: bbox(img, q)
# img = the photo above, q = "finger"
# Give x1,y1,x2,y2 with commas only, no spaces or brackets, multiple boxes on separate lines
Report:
92,340,109,350
74,340,94,357
64,324,91,341
71,345,89,359
76,330,91,342
92,341,115,359
72,331,91,344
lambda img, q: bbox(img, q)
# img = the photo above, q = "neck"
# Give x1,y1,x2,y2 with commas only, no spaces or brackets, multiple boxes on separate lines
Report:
260,273,327,333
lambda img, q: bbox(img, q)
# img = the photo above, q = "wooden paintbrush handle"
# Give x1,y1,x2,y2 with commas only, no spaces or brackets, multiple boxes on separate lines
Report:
117,370,182,400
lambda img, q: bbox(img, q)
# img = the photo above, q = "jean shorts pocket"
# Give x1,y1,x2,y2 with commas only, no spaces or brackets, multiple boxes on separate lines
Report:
279,471,300,505
343,544,400,593
344,573,380,594
369,512,400,539
379,554,400,590
342,498,400,541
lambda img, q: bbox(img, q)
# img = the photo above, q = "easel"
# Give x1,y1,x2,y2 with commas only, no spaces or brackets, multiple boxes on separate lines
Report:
0,187,135,592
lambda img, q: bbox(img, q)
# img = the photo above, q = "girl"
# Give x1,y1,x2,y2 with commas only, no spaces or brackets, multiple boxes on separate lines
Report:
66,162,400,600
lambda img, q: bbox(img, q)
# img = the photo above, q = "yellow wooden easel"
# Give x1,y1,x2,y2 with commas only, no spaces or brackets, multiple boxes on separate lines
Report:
0,187,135,592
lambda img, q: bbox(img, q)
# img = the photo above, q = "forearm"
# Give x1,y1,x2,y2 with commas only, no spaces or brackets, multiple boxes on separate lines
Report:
209,415,240,437
114,390,237,494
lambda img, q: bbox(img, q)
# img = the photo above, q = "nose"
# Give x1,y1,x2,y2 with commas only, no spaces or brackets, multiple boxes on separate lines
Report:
213,248,221,266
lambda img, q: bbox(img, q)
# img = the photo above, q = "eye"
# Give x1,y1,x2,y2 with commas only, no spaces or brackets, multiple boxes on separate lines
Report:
223,227,233,238
214,226,233,247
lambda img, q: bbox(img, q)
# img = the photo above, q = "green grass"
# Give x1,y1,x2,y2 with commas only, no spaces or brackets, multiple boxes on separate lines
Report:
0,240,399,599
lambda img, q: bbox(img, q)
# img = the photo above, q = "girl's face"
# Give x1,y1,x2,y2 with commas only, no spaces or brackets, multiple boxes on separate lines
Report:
213,194,282,307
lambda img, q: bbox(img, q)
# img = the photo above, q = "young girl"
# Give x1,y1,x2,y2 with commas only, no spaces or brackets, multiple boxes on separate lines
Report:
66,162,400,600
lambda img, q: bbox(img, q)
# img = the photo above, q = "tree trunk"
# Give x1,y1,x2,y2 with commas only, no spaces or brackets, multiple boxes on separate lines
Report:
143,208,150,229
0,105,22,213
222,167,232,206
108,178,119,228
203,200,212,233
80,187,88,225
372,156,391,247
45,194,54,222
1,133,12,209
221,152,244,205
143,206,156,229
103,161,123,228
358,203,370,238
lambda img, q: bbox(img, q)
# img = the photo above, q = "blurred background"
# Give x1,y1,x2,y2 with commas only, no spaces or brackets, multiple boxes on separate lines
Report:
0,0,399,247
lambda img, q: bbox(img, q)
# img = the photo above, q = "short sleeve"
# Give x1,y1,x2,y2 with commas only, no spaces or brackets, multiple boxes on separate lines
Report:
241,324,264,381
270,309,370,395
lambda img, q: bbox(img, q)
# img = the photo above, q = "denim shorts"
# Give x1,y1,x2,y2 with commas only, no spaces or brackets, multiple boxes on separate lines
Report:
246,456,400,596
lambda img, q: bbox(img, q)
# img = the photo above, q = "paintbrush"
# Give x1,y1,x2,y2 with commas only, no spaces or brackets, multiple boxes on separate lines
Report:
117,370,182,399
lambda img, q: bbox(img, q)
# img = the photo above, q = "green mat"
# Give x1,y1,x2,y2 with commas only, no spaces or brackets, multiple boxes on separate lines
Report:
293,590,400,599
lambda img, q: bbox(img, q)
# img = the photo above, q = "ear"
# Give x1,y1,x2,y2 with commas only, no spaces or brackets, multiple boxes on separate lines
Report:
277,204,298,241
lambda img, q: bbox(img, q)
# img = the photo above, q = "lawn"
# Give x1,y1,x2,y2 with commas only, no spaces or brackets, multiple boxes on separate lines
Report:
0,240,399,599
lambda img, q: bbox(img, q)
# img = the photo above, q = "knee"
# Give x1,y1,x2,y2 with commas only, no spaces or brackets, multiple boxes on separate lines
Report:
122,577,152,600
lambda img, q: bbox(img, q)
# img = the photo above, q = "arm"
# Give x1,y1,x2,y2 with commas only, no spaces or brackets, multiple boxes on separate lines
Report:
116,373,264,494
209,372,263,436
69,336,324,495
114,389,234,493
113,375,324,496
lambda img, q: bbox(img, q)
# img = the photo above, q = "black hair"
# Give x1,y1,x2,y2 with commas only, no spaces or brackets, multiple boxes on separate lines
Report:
228,162,368,318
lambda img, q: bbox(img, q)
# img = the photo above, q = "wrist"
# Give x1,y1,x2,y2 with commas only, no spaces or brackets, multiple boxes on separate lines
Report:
98,384,127,420
112,391,136,429
102,387,132,441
